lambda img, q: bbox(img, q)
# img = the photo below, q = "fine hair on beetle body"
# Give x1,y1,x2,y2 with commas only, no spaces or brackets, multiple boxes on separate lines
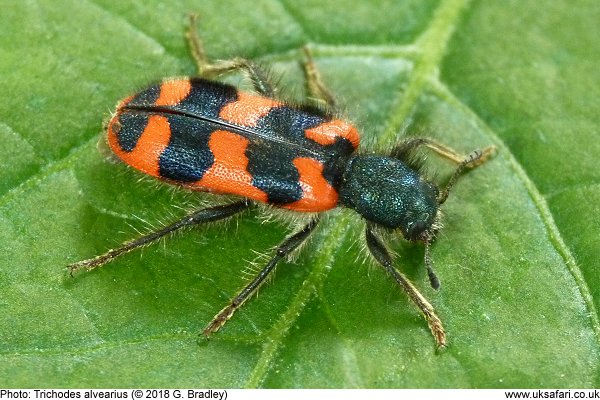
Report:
67,13,496,349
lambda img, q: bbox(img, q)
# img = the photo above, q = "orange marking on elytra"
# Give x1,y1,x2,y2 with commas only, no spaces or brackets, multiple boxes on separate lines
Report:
155,79,192,106
219,91,281,126
107,114,171,178
305,120,360,149
194,130,268,202
283,157,338,212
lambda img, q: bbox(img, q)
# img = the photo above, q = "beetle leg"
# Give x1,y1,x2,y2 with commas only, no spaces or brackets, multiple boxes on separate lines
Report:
397,137,496,168
436,147,493,204
393,138,496,204
365,224,447,348
302,46,337,110
186,13,275,96
67,201,250,276
203,217,320,336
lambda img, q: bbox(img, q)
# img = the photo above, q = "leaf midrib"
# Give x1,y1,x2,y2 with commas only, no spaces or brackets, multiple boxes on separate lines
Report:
6,0,596,387
244,0,475,387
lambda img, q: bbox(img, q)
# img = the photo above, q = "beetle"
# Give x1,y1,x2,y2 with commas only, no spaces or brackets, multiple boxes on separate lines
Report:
68,15,495,348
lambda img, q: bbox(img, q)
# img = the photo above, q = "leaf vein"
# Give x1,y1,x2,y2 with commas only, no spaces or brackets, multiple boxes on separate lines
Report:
381,0,473,144
430,79,600,350
244,213,352,387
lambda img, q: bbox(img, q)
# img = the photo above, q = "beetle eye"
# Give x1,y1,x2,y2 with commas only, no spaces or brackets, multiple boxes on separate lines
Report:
407,220,427,240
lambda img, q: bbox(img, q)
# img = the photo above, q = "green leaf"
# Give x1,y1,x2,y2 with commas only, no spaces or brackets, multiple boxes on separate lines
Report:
1,0,598,388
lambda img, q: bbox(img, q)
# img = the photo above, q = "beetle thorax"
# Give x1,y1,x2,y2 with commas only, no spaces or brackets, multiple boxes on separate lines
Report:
339,155,439,240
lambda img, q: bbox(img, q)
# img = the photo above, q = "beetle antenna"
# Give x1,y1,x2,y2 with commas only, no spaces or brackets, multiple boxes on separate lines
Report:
423,234,440,290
